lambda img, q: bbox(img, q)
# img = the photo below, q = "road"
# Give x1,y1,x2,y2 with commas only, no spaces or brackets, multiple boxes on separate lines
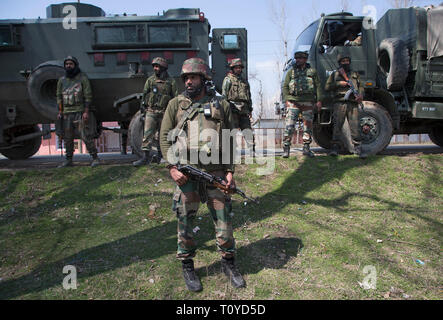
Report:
0,144,441,170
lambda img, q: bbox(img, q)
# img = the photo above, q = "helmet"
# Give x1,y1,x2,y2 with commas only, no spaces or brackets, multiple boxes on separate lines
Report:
294,51,309,59
337,53,351,64
64,55,79,67
229,58,244,68
180,57,212,80
152,57,168,69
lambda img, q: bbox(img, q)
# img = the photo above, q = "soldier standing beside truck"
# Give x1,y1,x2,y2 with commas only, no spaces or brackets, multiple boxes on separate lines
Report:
222,58,255,153
56,56,100,168
133,57,178,166
282,51,323,158
325,54,366,158
160,58,245,292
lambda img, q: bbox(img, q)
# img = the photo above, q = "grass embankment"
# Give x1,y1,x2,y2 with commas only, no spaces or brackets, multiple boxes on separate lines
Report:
0,154,441,299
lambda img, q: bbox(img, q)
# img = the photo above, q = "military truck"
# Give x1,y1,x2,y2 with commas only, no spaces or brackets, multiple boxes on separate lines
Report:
280,5,443,154
0,2,247,159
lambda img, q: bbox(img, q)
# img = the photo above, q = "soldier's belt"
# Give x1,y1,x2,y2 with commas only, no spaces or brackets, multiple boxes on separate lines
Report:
288,101,314,108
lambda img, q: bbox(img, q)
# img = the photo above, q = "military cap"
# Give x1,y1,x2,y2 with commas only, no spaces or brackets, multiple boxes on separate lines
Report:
180,57,212,80
294,51,309,59
337,53,351,64
64,56,79,67
229,58,244,68
152,57,168,69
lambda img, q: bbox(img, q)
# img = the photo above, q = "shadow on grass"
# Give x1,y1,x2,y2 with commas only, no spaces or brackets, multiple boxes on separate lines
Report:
0,154,441,299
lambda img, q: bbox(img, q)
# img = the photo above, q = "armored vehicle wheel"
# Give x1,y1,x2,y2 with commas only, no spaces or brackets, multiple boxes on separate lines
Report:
1,125,42,160
27,62,65,120
128,111,144,158
429,125,443,147
377,38,409,91
355,101,393,156
313,123,333,150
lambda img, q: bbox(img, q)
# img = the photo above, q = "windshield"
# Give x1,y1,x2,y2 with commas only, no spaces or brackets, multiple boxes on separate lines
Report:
291,20,319,55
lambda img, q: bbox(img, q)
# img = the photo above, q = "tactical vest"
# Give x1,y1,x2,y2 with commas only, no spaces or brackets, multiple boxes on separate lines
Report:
61,76,85,108
145,76,174,112
174,94,225,160
288,67,316,96
226,73,250,103
333,71,360,100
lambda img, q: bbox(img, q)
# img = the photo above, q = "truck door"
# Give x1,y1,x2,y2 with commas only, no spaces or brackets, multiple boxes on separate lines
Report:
211,28,248,93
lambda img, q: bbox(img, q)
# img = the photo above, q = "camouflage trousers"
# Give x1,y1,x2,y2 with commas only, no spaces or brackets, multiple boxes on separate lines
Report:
172,171,235,260
283,102,314,147
141,112,162,153
232,112,255,150
62,112,98,159
332,102,361,146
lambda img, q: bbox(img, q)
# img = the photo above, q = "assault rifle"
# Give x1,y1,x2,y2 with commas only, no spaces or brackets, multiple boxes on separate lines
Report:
338,67,364,109
176,164,259,204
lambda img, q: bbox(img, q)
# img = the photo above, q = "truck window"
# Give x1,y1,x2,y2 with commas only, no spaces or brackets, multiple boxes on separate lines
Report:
0,26,12,46
321,20,362,48
148,23,189,45
222,34,239,50
292,21,319,54
95,24,145,44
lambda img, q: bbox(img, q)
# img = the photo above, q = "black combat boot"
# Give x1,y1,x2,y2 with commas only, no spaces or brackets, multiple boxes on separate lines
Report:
282,145,290,158
221,257,246,288
328,144,339,157
354,144,367,159
90,155,100,167
132,151,151,166
181,259,202,292
302,143,315,157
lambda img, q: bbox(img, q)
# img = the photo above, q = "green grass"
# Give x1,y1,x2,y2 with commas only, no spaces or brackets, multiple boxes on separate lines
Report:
0,154,442,300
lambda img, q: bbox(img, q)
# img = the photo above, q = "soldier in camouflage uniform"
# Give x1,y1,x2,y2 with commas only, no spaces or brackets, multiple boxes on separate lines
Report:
56,56,100,168
222,58,255,153
325,54,366,158
282,51,323,158
133,57,178,166
159,58,245,292
344,32,362,46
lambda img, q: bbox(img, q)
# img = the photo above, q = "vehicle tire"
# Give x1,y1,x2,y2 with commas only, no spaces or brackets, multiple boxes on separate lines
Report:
354,101,393,155
313,123,333,150
377,38,409,91
0,125,42,160
27,61,65,120
429,125,443,147
128,111,144,157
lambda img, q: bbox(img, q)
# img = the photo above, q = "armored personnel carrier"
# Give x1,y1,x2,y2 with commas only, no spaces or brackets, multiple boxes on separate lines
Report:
0,2,247,159
279,5,443,154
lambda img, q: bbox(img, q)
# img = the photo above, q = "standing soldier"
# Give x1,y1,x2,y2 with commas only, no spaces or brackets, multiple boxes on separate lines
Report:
133,57,178,166
159,58,245,292
325,54,366,158
56,56,100,168
282,51,323,158
222,58,255,153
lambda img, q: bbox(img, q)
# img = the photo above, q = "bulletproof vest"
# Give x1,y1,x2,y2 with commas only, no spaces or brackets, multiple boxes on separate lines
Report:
333,70,360,99
145,76,173,112
174,94,225,159
288,66,316,96
61,75,85,107
226,73,250,103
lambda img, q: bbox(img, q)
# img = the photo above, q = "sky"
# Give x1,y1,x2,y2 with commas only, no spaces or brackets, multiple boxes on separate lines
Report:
1,0,441,117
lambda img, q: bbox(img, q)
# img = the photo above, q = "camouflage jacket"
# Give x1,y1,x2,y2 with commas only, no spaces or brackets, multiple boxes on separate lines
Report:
143,73,178,113
325,69,364,102
222,72,252,113
282,65,324,103
56,72,92,114
159,93,235,173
